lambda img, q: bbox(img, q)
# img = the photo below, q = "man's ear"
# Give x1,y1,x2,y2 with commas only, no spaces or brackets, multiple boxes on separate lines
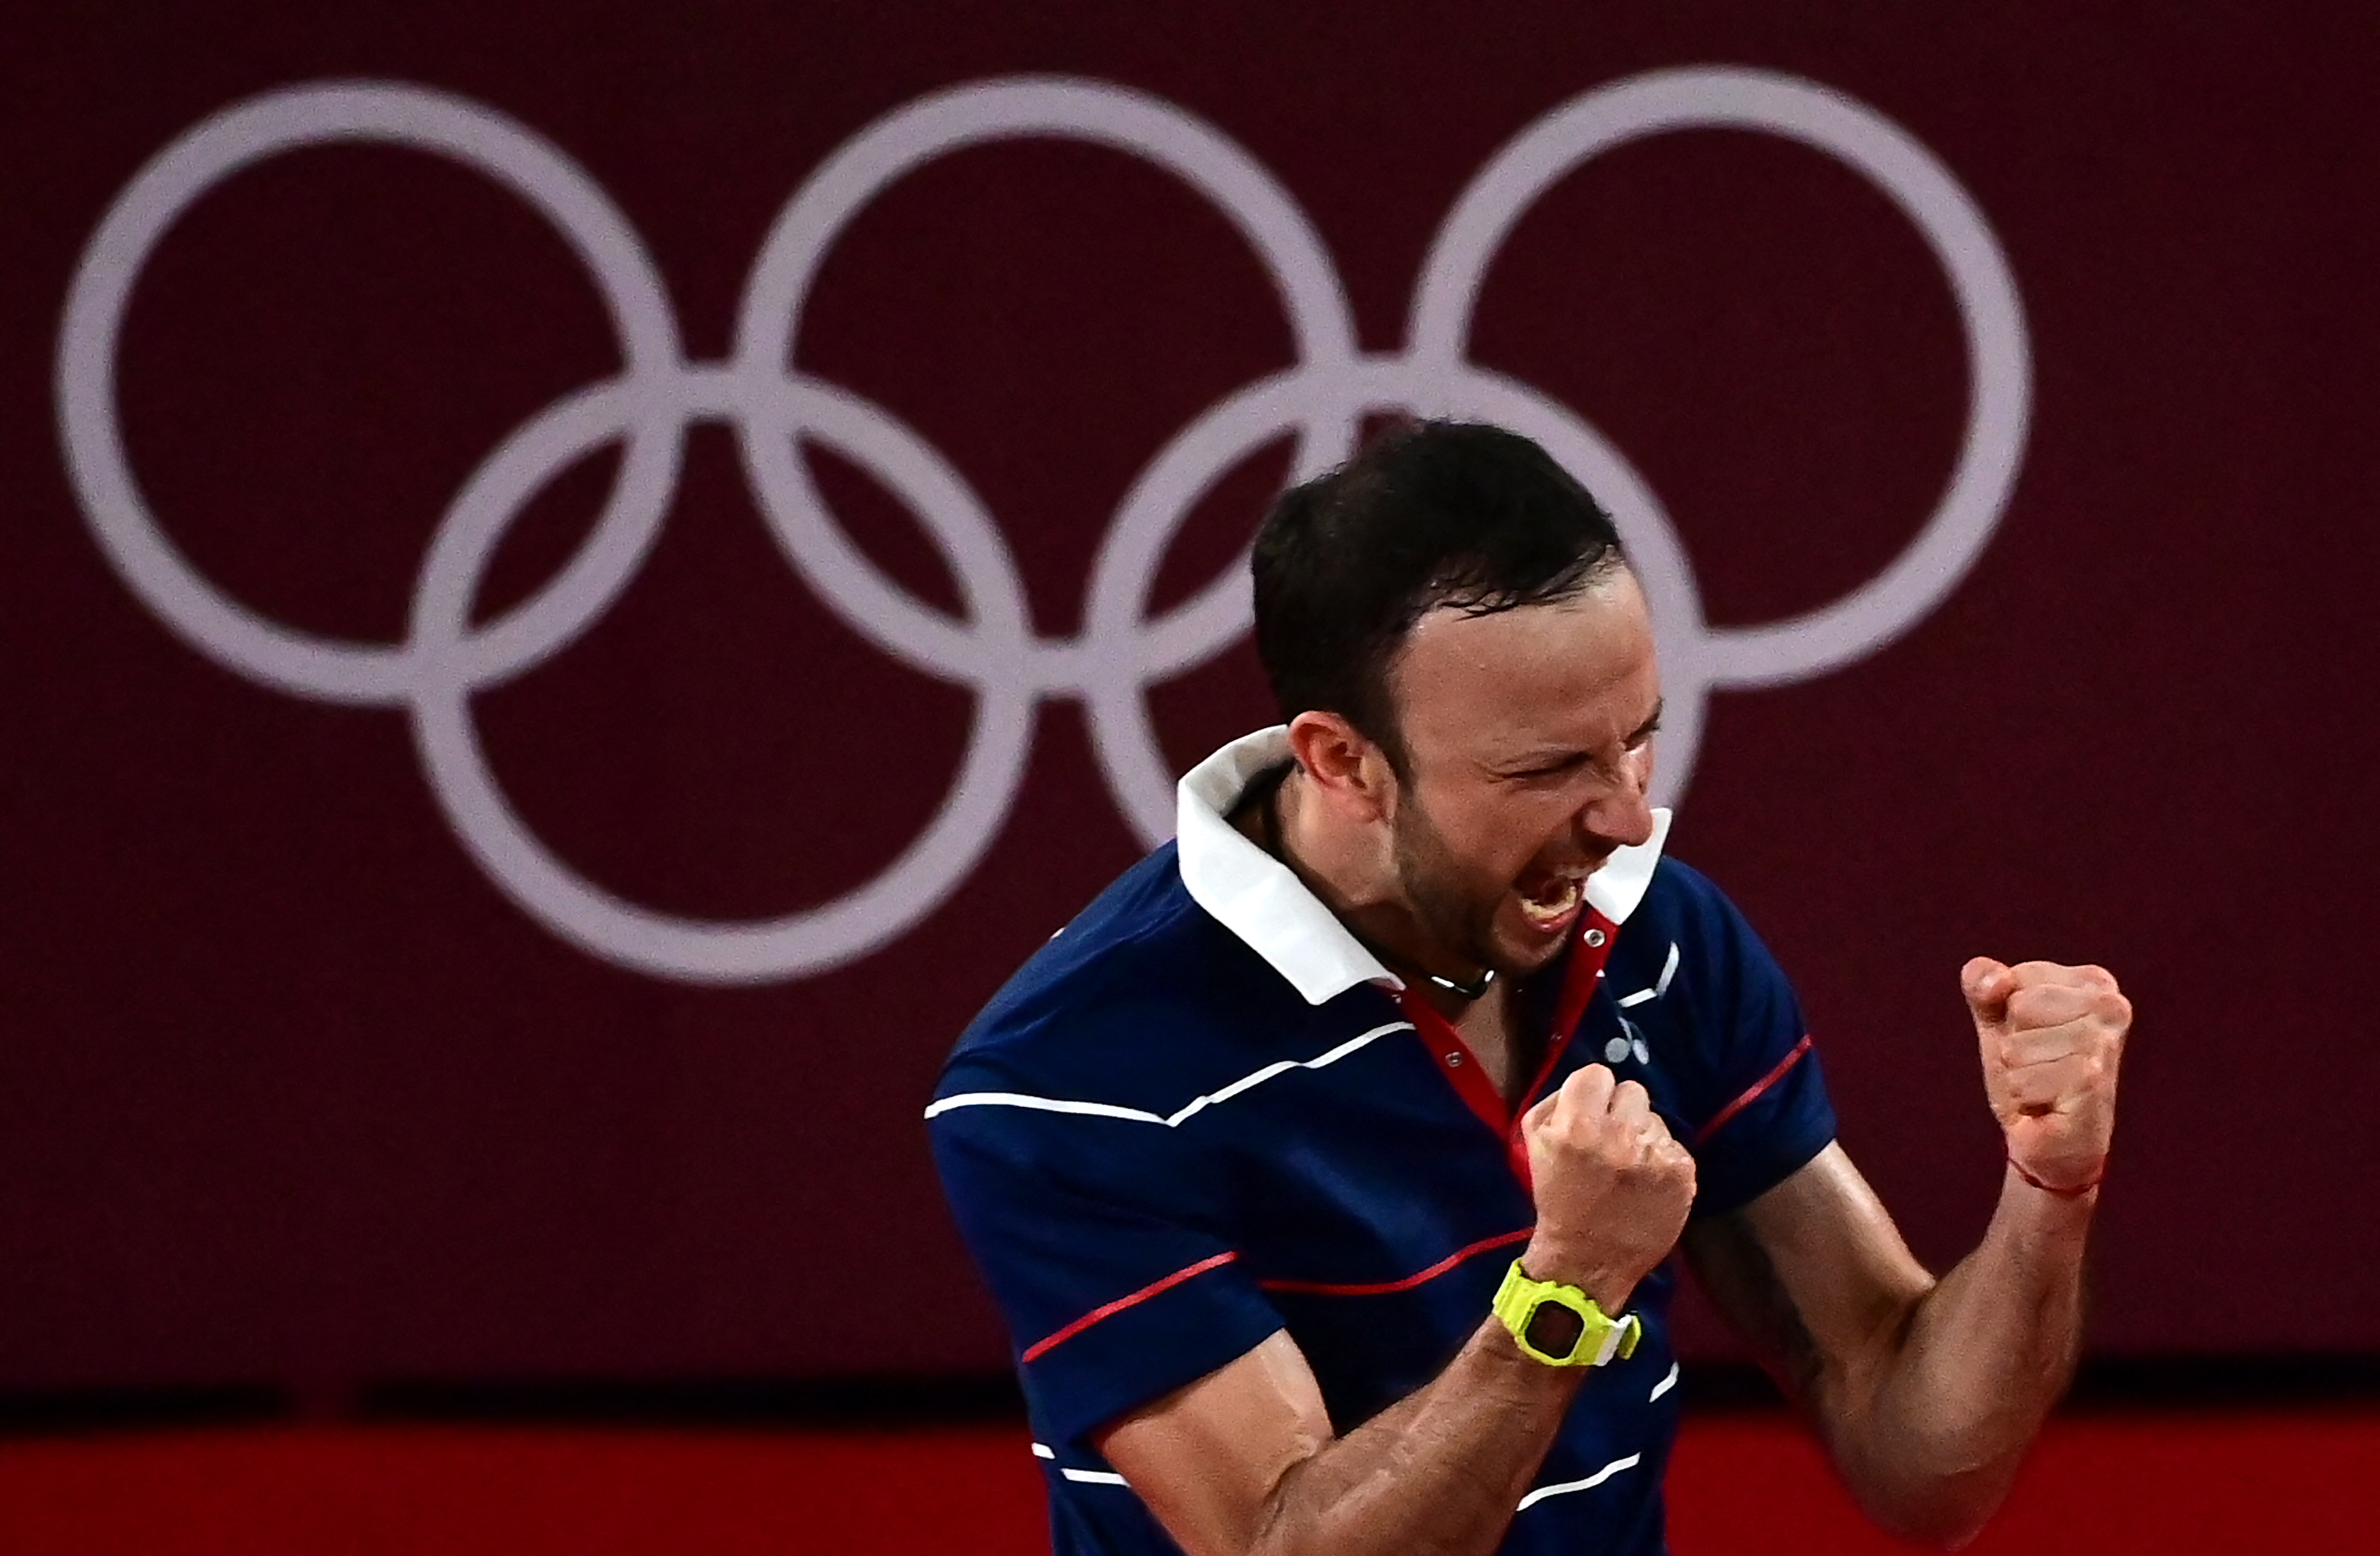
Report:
1286,710,1397,823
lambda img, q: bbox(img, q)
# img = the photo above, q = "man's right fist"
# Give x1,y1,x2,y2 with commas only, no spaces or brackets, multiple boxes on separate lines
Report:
1519,1064,1696,1313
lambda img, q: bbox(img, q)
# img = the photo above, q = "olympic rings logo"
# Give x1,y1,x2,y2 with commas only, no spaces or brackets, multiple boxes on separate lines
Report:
56,68,2028,985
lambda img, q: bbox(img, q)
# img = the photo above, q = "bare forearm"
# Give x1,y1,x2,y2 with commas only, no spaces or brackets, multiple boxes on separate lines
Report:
1106,1067,1697,1556
1251,1319,1580,1556
1832,1170,2093,1544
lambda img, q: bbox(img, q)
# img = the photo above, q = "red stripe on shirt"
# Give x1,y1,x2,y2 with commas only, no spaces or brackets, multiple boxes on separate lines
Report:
1257,1226,1533,1297
1694,1034,1815,1146
1020,1251,1241,1364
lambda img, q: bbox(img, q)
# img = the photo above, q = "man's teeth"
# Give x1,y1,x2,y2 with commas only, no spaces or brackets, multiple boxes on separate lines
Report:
1522,871,1584,903
1517,875,1583,924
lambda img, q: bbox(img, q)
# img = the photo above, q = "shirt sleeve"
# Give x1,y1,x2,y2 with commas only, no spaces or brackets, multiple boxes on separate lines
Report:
1672,873,1838,1218
930,1088,1286,1447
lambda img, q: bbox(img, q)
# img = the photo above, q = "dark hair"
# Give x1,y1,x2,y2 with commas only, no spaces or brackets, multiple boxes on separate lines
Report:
1250,420,1623,772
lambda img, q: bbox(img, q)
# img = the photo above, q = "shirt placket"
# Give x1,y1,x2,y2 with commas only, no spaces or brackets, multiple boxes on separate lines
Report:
1394,908,1620,1189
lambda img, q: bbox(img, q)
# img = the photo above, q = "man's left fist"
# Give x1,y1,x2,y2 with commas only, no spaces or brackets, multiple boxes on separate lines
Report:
1963,958,2132,1195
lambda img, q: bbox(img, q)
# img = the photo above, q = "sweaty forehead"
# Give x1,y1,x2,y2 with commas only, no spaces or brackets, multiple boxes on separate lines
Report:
1388,572,1658,758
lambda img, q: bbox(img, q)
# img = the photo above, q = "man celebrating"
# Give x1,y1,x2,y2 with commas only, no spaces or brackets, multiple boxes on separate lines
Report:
928,422,2130,1555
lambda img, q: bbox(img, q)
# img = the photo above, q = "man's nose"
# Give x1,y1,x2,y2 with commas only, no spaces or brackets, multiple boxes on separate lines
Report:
1579,761,1656,850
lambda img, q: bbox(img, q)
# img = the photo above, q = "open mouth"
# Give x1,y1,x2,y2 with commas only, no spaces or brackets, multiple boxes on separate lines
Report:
1513,867,1588,936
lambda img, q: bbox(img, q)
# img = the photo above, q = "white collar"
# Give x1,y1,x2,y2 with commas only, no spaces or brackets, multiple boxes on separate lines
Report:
1174,728,1673,1006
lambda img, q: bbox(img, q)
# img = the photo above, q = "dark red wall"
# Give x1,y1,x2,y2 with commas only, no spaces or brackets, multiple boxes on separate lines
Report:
5,1,2375,1392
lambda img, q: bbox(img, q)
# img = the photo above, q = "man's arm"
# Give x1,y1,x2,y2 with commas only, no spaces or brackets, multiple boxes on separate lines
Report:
1683,957,2129,1548
1098,1318,1576,1556
1096,1065,1694,1556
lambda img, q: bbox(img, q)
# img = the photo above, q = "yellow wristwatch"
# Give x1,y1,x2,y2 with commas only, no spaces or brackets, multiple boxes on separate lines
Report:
1492,1259,1641,1367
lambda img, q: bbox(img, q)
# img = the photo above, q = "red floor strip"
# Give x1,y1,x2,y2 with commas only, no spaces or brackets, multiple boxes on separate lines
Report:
0,1412,2372,1554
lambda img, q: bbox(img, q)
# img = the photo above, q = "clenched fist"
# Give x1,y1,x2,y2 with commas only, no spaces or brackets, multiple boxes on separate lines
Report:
1518,1065,1697,1312
1965,958,2132,1196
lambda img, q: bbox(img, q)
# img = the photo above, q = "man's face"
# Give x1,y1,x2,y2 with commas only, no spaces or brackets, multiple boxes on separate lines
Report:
1379,566,1661,979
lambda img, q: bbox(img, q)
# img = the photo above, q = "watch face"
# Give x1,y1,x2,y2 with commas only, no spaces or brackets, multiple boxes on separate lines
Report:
1523,1299,1588,1362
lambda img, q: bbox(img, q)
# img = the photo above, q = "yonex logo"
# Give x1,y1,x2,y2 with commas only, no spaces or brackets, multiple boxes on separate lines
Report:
56,68,2028,986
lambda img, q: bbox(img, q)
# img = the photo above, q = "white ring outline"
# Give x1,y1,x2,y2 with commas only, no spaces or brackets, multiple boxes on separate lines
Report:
54,67,2030,984
56,82,689,706
1412,66,2030,687
407,370,1040,982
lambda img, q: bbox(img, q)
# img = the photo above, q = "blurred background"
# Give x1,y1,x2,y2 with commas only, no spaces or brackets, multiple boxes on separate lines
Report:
5,1,2377,1550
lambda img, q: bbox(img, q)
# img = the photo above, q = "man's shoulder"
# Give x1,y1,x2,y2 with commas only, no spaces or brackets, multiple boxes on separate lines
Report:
1619,852,1786,985
937,843,1301,1102
1636,851,1745,935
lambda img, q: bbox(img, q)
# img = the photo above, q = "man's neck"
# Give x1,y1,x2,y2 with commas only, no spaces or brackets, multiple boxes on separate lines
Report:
1253,765,1492,1019
1235,763,1537,1090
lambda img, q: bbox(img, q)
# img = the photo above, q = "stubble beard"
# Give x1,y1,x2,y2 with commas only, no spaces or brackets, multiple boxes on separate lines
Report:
1388,795,1530,980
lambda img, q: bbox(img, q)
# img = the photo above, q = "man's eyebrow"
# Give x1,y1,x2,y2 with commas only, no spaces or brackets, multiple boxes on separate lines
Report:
1484,747,1587,776
1484,701,1664,777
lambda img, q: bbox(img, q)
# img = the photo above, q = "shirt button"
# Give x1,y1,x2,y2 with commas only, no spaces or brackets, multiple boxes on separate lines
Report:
1583,928,1607,947
1445,1053,1464,1067
1603,1036,1631,1064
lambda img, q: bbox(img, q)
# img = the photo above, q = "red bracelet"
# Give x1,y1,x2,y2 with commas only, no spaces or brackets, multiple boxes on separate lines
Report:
2007,1152,2103,1197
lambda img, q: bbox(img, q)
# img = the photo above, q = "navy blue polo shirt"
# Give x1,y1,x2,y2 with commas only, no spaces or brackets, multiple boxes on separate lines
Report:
930,729,1835,1556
